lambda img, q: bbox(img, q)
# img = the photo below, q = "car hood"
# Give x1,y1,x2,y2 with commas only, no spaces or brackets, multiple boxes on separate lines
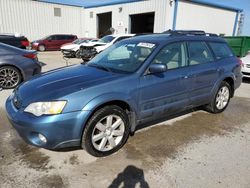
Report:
15,65,121,107
81,41,106,47
61,43,79,50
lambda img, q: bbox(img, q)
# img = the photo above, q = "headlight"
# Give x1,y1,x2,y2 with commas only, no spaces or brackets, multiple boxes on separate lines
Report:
24,101,67,116
32,42,39,46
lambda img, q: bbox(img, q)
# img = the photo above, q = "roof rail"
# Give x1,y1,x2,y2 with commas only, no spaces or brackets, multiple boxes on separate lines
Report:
163,30,218,37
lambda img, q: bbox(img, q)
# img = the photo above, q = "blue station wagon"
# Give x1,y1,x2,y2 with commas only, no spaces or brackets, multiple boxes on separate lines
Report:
6,31,242,157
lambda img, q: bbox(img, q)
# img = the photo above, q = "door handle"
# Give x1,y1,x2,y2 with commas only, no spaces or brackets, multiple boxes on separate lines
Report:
182,74,194,79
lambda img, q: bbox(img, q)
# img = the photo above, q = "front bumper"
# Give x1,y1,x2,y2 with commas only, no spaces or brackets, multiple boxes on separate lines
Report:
242,64,250,78
31,44,39,51
5,96,92,149
61,49,76,57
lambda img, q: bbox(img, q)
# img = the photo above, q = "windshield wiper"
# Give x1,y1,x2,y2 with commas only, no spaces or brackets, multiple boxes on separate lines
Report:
88,63,112,73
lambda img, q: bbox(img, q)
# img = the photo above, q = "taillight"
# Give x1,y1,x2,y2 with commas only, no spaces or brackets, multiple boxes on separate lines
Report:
23,53,37,59
21,40,30,47
237,58,244,67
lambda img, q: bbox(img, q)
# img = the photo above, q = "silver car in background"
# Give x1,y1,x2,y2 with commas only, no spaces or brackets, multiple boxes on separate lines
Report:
241,51,250,78
0,43,41,89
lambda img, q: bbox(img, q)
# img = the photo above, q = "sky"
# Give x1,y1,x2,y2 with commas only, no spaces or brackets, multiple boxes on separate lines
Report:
197,0,250,35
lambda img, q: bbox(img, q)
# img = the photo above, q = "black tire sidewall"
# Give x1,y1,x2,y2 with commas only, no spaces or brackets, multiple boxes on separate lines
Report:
82,105,130,157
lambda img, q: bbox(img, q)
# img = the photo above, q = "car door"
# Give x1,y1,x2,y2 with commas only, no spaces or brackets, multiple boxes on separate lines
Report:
187,41,220,106
45,35,57,50
138,42,192,122
54,35,66,49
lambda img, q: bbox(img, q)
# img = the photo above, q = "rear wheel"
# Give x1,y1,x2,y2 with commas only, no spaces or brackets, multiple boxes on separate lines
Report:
0,66,22,89
205,81,231,113
82,105,130,157
38,45,45,52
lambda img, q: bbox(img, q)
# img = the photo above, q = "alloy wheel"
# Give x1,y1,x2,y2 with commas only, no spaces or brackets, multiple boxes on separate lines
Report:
0,67,21,89
215,86,230,110
91,115,125,152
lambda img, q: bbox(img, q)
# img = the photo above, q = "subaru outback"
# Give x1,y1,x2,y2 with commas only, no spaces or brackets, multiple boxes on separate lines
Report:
6,30,242,157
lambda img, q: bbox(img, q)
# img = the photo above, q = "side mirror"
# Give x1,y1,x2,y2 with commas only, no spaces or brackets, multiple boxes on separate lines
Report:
148,64,167,74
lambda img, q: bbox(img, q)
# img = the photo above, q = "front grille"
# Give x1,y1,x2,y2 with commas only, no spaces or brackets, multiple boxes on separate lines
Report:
13,94,22,109
242,71,250,76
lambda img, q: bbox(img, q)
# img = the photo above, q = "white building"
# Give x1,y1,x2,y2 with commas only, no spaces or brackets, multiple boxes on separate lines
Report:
0,0,243,41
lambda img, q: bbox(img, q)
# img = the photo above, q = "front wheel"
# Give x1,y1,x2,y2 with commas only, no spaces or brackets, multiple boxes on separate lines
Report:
205,81,231,113
82,105,130,157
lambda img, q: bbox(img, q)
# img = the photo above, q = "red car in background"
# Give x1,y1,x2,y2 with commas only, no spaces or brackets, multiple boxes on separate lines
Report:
31,34,77,51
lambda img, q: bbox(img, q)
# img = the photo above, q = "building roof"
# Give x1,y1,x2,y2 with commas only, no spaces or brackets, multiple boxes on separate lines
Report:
38,0,143,8
39,0,243,12
190,0,243,12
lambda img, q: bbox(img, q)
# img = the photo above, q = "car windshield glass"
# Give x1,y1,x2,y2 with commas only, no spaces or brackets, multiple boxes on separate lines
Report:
73,39,88,44
87,41,156,74
98,36,115,43
40,35,50,40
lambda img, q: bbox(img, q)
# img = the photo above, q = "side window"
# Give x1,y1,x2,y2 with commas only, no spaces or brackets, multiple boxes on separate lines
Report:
47,36,54,40
56,35,66,40
209,42,234,60
188,42,214,65
153,42,187,70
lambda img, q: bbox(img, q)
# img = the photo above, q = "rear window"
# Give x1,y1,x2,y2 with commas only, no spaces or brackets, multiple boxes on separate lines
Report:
209,42,234,60
187,41,214,65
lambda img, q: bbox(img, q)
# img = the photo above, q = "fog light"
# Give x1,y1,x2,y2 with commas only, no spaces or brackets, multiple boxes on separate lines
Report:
38,133,47,143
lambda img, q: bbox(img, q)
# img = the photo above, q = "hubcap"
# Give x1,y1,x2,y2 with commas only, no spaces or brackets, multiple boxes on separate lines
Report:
0,68,20,88
91,115,125,152
216,86,230,110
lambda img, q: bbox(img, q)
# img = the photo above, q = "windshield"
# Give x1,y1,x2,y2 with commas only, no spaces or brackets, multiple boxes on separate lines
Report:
72,39,89,44
88,41,156,74
98,36,115,43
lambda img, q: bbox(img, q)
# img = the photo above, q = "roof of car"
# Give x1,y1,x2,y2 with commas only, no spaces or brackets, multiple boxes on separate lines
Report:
128,33,226,44
109,34,135,37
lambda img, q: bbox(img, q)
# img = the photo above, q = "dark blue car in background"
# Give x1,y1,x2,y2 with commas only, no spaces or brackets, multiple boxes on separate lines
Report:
0,43,41,89
6,31,242,157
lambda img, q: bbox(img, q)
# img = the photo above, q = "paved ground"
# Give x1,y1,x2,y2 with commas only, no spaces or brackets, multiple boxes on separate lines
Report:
0,51,250,188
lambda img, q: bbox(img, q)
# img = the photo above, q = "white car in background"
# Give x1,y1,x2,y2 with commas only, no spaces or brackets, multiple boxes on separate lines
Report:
61,38,98,58
79,34,136,61
241,51,250,78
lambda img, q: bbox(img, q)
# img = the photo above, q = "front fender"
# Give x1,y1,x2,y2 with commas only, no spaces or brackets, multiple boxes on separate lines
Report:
211,72,235,98
82,92,138,115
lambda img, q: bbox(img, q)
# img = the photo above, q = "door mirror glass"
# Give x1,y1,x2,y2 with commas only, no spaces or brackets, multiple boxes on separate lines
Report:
148,64,167,74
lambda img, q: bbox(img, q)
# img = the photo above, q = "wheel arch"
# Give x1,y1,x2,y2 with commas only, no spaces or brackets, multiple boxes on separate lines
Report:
223,77,235,97
81,94,138,136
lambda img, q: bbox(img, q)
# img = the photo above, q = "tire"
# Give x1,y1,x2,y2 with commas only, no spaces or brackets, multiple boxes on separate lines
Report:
82,105,130,157
205,81,231,114
0,66,22,89
38,45,45,52
75,50,80,58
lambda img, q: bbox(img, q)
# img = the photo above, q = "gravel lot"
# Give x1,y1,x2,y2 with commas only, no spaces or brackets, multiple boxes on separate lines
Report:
0,51,250,188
